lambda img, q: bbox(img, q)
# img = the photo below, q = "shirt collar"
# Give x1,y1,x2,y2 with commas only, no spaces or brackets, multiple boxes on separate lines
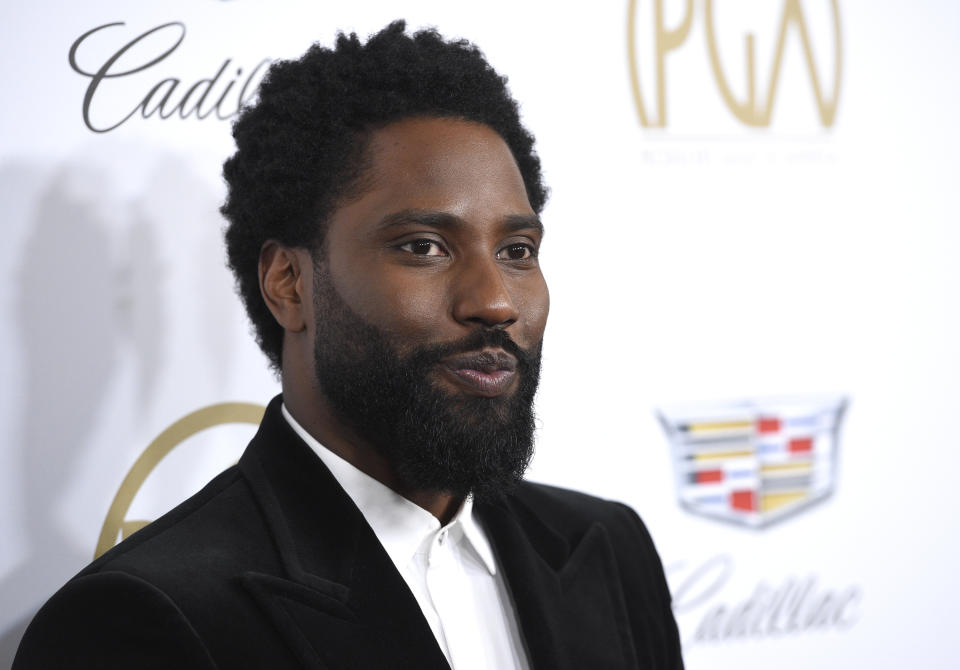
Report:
281,403,498,576
456,496,499,575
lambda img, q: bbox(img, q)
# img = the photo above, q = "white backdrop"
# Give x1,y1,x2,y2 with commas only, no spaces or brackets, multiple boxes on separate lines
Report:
2,1,958,668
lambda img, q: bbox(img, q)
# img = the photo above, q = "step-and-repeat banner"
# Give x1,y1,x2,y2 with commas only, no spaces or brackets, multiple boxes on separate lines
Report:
2,2,957,667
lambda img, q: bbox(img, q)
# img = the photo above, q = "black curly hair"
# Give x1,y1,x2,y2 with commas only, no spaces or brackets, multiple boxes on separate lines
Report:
221,20,548,370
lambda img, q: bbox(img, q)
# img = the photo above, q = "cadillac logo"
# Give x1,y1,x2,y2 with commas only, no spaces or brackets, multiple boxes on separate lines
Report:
658,395,847,527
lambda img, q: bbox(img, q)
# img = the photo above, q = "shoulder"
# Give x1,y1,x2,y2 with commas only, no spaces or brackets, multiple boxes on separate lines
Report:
86,465,269,585
15,466,276,668
505,481,684,669
508,480,656,547
504,482,672,605
14,570,217,669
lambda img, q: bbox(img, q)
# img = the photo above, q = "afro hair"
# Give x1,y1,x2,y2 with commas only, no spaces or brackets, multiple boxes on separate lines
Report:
221,20,548,370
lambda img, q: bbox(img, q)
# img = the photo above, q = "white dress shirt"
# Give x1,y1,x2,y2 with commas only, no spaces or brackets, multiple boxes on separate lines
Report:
282,404,530,670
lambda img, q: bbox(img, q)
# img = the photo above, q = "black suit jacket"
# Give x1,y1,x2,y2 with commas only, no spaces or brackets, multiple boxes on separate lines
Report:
15,397,683,669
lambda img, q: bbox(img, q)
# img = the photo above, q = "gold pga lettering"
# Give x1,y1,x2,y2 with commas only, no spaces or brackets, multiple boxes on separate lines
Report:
627,0,843,128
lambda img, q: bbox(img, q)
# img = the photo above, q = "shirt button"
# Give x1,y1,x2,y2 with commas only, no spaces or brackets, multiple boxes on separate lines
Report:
437,531,446,546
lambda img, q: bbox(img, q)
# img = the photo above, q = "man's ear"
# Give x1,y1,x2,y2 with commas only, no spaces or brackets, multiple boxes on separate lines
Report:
259,241,310,333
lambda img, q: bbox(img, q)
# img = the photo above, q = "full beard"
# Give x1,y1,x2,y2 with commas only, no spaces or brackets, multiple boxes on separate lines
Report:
311,264,542,502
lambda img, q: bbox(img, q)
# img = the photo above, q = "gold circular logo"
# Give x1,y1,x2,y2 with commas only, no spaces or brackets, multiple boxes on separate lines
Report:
95,402,265,558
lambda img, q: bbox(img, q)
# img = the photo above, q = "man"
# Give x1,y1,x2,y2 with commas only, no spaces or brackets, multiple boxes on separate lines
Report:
15,21,682,669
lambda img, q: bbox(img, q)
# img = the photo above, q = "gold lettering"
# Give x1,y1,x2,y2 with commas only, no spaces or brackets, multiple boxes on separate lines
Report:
628,0,695,127
630,0,843,128
655,0,695,126
704,0,842,127
765,0,843,126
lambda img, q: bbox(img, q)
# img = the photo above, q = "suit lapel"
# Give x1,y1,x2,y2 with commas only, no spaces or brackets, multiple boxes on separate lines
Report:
478,497,641,670
237,398,450,670
234,398,639,669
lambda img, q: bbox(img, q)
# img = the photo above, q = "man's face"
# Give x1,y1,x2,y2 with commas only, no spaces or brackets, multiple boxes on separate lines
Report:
310,117,549,498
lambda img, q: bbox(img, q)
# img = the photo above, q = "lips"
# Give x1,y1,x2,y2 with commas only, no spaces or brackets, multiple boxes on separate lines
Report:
441,348,518,397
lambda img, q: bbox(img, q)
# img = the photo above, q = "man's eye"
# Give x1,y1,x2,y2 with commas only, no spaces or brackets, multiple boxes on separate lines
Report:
498,244,534,261
400,240,447,256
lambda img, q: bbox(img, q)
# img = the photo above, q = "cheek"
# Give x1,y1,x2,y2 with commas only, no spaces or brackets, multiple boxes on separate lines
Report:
336,267,451,344
382,287,449,341
516,275,550,342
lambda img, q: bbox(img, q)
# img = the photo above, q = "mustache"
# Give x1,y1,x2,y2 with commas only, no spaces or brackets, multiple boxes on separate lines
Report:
403,329,540,372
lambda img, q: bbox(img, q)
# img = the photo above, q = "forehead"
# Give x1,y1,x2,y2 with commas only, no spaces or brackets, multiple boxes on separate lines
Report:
336,117,534,226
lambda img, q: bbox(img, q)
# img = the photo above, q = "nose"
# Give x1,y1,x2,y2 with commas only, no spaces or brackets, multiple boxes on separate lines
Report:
451,256,519,329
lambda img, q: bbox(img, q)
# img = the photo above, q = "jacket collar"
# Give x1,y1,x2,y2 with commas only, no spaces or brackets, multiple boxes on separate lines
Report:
476,495,640,670
279,401,498,577
238,396,636,670
238,396,449,669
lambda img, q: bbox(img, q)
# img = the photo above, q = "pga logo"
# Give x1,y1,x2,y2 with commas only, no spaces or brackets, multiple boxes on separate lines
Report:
627,0,843,130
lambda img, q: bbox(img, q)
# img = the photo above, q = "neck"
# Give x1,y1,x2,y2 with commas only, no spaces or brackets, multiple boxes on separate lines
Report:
282,375,462,524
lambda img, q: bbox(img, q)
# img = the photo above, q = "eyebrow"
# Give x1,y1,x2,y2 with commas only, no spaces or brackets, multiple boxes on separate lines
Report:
376,209,544,236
